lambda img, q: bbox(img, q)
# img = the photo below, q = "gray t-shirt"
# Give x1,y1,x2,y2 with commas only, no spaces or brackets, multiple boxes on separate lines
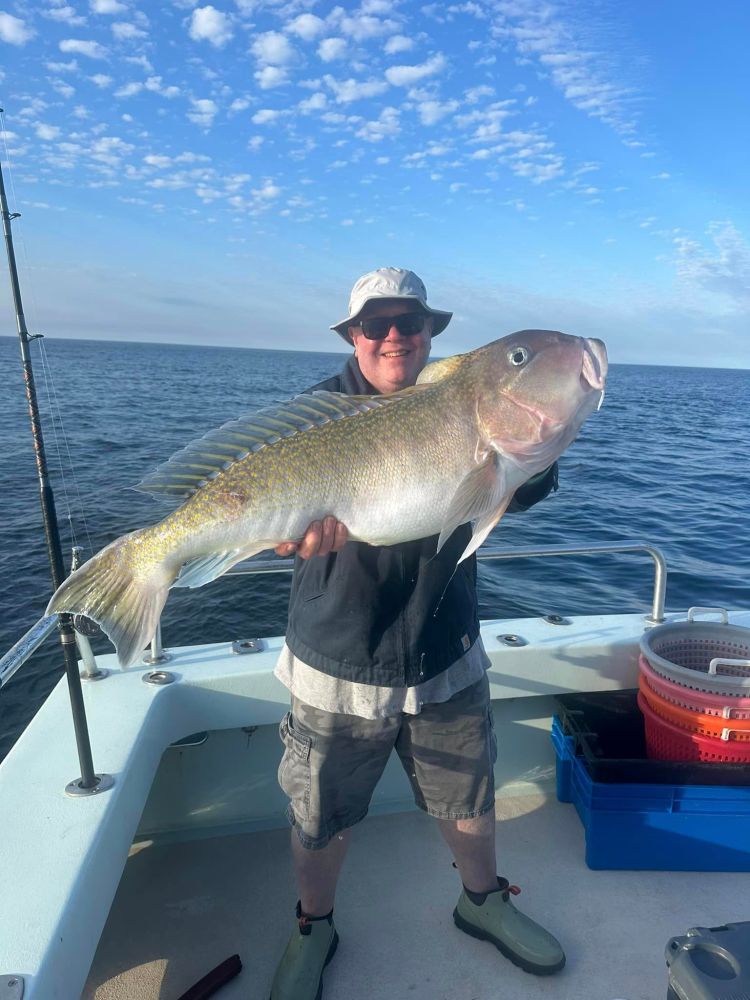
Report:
274,637,490,719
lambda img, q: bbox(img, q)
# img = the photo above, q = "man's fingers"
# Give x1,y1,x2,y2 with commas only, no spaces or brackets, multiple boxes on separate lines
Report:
318,516,338,556
275,542,298,557
297,521,323,560
332,522,348,551
283,518,349,560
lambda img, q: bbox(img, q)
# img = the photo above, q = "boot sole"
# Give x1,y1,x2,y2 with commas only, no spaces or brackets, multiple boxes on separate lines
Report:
269,930,339,1000
453,908,565,976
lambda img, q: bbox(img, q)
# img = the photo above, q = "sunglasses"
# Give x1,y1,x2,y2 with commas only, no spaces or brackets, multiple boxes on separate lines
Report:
356,312,429,340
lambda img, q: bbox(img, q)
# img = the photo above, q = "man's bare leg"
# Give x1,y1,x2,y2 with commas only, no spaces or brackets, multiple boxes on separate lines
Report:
436,810,498,893
291,827,352,916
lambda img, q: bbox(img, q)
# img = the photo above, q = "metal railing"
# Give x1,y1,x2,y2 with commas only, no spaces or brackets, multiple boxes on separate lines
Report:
0,541,667,690
0,541,667,792
227,541,667,624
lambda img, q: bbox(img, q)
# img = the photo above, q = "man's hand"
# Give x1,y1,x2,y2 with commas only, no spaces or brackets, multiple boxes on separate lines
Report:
275,516,349,560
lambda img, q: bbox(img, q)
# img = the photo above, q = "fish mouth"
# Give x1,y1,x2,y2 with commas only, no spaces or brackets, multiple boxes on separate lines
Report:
581,338,608,391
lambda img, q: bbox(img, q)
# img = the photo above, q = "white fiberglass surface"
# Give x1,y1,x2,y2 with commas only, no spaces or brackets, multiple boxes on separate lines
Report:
84,794,748,1000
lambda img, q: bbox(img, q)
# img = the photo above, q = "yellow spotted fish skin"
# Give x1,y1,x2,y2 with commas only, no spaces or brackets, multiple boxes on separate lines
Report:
46,330,607,667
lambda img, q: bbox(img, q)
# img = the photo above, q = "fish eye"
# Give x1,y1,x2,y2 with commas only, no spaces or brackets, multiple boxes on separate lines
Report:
508,346,530,367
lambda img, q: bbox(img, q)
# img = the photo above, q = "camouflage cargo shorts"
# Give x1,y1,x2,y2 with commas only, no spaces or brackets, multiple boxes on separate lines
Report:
277,672,497,850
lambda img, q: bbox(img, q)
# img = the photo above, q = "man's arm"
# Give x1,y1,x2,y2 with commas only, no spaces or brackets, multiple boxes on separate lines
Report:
506,461,559,514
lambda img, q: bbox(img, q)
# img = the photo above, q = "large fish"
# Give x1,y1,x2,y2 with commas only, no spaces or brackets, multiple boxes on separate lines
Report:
47,329,607,667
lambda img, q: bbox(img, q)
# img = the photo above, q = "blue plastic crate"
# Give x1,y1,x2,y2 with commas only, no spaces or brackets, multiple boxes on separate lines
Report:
551,717,750,871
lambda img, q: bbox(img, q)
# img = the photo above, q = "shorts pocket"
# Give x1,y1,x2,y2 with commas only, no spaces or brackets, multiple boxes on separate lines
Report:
278,712,313,820
487,705,498,765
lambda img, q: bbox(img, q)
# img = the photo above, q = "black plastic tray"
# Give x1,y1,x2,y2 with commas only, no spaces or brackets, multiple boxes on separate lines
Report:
554,689,750,786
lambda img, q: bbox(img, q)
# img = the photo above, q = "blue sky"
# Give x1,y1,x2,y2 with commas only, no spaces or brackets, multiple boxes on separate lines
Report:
0,0,748,367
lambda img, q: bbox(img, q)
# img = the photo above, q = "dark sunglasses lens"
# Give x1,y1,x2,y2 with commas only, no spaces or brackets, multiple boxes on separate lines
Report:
361,313,426,340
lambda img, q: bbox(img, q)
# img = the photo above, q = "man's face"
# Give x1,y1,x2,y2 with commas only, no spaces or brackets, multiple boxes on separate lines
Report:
349,301,433,394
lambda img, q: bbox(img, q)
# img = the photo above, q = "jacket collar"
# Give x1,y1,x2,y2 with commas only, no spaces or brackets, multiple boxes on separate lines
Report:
340,354,376,395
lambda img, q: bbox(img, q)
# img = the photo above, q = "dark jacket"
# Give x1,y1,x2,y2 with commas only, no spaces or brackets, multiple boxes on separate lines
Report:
285,356,558,688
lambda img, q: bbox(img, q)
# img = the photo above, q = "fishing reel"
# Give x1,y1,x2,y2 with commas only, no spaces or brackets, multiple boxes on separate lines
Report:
73,614,102,638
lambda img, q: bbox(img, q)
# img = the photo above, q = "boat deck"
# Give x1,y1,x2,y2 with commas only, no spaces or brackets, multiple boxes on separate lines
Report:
84,790,745,1000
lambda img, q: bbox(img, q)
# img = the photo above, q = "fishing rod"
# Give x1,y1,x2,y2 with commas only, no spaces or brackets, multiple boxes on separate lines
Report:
0,119,100,792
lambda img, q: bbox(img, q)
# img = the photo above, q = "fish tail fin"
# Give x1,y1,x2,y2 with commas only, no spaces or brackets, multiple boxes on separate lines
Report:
46,527,178,668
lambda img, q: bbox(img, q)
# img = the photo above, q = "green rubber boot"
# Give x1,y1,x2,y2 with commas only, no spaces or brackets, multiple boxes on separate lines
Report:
453,877,565,976
269,902,339,1000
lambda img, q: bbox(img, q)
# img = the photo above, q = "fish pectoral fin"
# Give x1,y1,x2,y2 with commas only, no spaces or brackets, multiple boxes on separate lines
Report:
456,496,513,564
436,453,511,559
173,548,247,589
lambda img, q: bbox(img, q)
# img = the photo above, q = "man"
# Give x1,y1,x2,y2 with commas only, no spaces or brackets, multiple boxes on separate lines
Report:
270,268,564,1000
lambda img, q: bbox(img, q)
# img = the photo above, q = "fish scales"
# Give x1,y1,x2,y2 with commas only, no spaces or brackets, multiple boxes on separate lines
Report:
46,330,608,666
165,379,474,555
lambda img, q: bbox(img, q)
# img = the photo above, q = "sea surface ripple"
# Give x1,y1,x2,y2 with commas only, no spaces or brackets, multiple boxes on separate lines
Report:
1,336,748,760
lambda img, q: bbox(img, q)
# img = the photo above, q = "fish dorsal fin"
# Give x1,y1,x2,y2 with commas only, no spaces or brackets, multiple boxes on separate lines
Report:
135,387,426,501
416,355,464,385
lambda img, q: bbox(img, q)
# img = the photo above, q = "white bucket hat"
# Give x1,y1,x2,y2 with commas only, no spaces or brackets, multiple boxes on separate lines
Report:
331,267,453,344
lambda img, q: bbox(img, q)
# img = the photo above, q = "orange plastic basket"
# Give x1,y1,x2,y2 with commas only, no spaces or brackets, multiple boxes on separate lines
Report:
638,691,750,763
639,655,750,720
638,672,750,742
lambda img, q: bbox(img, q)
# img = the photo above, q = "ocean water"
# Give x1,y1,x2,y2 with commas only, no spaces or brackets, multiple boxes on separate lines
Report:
1,336,748,761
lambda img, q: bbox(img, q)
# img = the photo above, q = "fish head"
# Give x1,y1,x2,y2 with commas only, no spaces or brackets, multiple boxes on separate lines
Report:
474,329,608,473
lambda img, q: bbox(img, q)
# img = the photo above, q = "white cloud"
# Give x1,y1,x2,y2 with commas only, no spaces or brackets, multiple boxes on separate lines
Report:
318,37,346,62
493,6,639,135
144,154,172,168
51,78,76,98
384,34,412,54
174,151,211,163
356,106,400,142
90,135,134,165
187,98,219,127
59,37,108,58
254,66,289,89
189,6,233,47
675,222,750,306
298,92,327,113
144,76,181,98
112,21,147,40
89,72,113,87
385,53,446,87
46,58,79,72
36,123,62,140
251,30,295,65
90,0,126,12
324,74,388,103
0,12,35,45
114,81,143,97
43,5,87,26
252,180,280,199
124,54,152,71
336,14,398,41
287,13,325,40
464,84,494,104
252,108,282,124
417,99,459,125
